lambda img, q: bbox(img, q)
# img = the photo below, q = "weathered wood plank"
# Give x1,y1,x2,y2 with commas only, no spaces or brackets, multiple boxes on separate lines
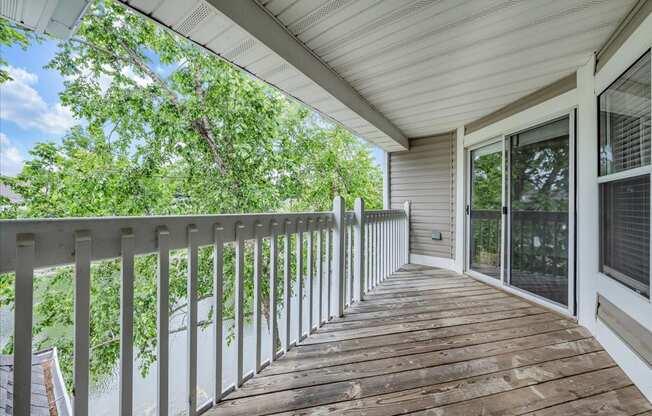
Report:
292,313,564,356
212,338,602,415
271,352,616,416
228,327,590,399
409,373,639,416
365,283,487,299
330,295,515,322
521,386,652,416
261,319,578,376
370,279,476,290
319,301,535,333
301,307,546,345
346,290,504,313
355,287,499,307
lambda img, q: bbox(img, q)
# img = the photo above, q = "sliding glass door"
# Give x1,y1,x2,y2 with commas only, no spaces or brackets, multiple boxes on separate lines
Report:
507,116,572,307
468,142,503,279
466,115,575,312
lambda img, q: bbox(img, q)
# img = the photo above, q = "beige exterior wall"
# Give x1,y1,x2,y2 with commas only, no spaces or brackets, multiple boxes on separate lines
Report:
389,132,456,259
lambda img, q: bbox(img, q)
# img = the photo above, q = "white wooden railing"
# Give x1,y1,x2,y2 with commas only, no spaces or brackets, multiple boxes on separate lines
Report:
0,197,410,416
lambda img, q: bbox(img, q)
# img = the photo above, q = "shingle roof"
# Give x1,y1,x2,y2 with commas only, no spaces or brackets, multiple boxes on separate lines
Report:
0,348,72,415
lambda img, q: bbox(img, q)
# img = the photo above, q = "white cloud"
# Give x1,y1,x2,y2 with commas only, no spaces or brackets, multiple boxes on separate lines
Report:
0,133,25,176
0,66,76,135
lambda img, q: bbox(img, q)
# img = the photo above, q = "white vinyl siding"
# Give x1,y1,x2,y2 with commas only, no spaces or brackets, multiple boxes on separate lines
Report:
389,132,456,259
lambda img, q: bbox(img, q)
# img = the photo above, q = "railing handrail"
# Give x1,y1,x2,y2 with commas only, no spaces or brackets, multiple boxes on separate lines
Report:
0,211,335,274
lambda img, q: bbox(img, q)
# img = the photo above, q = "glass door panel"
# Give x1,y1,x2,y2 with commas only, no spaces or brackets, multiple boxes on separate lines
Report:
508,117,570,306
469,142,503,279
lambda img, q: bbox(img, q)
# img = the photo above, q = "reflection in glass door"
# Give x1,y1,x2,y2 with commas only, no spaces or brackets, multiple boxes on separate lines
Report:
469,142,503,279
507,117,571,306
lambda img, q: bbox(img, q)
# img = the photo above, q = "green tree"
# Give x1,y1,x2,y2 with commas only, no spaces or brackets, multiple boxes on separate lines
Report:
0,0,382,389
0,18,33,83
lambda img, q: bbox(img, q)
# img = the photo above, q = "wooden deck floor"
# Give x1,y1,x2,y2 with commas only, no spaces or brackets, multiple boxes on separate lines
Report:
209,264,652,416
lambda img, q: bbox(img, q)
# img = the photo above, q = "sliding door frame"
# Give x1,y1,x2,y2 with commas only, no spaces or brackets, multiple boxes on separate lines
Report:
464,109,577,317
465,137,506,283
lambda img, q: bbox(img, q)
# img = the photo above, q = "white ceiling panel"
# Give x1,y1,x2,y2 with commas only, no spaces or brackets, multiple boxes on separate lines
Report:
119,0,636,151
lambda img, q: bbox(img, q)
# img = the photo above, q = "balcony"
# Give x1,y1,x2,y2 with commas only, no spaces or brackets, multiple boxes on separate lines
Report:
2,197,651,415
2,0,652,413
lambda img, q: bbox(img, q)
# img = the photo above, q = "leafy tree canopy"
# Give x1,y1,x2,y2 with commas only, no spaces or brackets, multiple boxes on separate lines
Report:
0,0,382,389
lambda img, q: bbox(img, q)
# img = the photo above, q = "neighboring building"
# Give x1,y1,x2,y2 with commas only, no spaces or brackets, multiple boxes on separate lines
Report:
0,348,71,415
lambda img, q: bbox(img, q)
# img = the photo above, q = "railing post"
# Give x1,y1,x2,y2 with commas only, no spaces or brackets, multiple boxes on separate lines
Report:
234,222,245,387
120,229,135,416
187,224,199,416
212,223,224,404
253,221,263,373
332,196,346,317
269,220,278,362
13,233,34,416
157,227,170,415
354,198,365,302
296,219,304,341
283,220,292,352
74,230,91,416
404,201,411,265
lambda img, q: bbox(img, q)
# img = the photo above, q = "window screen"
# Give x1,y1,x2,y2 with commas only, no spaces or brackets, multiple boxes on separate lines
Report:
598,50,652,298
600,175,650,298
599,50,651,176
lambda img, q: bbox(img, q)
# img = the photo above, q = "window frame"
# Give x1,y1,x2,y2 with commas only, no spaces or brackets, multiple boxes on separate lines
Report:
597,49,652,300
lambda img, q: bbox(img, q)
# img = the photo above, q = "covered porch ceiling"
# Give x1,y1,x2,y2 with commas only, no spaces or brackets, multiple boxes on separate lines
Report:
117,0,635,151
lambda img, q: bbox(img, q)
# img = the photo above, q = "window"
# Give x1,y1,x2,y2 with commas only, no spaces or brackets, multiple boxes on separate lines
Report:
600,175,650,297
599,51,651,176
598,50,651,298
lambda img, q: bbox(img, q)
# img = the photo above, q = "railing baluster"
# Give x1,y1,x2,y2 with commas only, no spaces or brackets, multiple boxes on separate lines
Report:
156,227,169,416
371,213,379,289
307,219,314,333
187,225,199,416
234,222,245,387
74,230,91,416
326,219,332,320
333,196,346,317
382,214,387,281
253,221,263,373
269,220,278,361
316,219,323,325
377,216,381,283
213,224,224,403
296,219,304,341
347,219,353,306
365,218,370,292
354,199,365,302
404,201,411,265
120,229,135,416
391,214,394,272
13,233,34,416
283,220,292,351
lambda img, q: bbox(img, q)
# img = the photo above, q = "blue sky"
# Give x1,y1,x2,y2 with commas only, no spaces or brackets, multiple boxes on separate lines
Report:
0,35,384,177
0,37,75,176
